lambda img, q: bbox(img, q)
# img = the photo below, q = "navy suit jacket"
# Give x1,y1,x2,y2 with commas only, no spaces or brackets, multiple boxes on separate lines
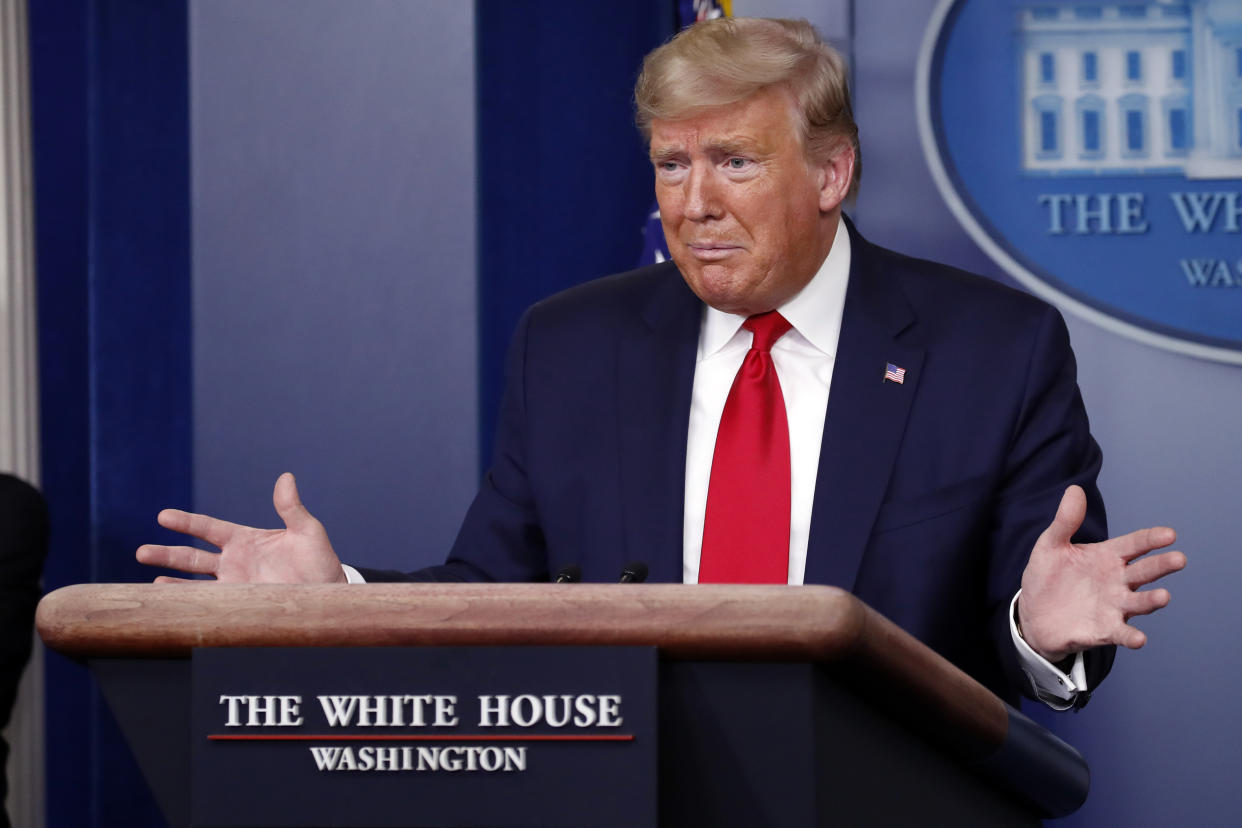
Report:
361,220,1112,706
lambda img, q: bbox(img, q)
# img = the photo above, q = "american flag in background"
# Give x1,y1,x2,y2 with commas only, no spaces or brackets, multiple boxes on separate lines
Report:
638,0,732,267
680,0,731,23
638,205,669,266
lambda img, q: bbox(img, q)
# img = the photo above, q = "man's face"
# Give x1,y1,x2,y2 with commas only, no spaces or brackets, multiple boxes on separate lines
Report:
649,87,850,317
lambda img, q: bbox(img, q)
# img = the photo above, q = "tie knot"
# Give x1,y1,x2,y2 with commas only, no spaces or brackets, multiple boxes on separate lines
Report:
743,311,792,352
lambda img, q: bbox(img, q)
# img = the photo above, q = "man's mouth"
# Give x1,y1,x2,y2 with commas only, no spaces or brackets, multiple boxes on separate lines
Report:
686,243,742,261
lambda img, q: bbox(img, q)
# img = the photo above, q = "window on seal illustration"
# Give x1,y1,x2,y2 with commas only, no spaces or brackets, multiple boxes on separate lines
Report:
1118,5,1147,19
1172,49,1187,83
1164,102,1190,156
1119,94,1149,158
1126,51,1143,83
1082,52,1098,84
1043,110,1058,153
1126,110,1144,153
1074,6,1103,20
1077,95,1105,160
1040,52,1056,85
1033,95,1063,160
1031,6,1058,20
1083,110,1100,152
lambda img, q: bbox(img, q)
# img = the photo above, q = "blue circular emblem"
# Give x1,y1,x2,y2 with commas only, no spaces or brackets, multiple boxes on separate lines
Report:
918,0,1242,363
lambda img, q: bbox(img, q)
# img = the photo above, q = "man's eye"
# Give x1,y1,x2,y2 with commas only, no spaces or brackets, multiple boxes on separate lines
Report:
726,157,750,170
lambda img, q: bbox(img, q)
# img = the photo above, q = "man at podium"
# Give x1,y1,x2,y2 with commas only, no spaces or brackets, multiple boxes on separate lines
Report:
138,18,1184,711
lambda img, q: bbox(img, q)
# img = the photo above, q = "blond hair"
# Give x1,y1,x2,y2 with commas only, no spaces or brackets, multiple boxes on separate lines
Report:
634,17,860,198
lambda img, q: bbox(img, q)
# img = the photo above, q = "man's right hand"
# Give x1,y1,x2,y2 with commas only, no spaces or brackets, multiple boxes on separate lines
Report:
136,472,347,584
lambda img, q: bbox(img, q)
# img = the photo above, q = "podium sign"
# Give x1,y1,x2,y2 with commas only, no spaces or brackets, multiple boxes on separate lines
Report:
191,646,657,828
39,583,1092,825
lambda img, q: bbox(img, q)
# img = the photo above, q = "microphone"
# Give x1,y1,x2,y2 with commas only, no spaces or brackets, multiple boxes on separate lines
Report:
553,565,582,583
618,562,648,583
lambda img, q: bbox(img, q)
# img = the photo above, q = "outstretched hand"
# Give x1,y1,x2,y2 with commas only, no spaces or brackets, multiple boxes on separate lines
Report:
136,472,346,584
1018,485,1185,663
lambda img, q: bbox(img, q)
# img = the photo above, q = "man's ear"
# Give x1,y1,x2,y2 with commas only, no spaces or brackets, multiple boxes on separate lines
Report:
817,145,855,213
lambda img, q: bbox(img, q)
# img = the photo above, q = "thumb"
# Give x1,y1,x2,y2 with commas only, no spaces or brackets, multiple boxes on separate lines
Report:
1041,484,1087,549
273,472,318,534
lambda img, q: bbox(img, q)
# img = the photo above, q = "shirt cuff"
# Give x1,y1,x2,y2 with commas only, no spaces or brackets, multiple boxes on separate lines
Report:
1010,590,1087,711
341,564,366,584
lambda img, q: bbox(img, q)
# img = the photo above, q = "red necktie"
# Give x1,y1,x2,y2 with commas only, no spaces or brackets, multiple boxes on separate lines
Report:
699,311,792,584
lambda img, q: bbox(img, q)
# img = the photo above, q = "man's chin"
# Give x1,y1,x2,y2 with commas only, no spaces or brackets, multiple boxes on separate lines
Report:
681,275,764,316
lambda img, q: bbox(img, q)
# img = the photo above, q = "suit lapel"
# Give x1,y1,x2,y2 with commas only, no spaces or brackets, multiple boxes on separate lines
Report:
804,224,925,590
616,265,701,584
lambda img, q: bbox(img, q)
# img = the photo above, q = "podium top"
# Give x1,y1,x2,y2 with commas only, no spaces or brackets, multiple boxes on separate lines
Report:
39,582,1004,750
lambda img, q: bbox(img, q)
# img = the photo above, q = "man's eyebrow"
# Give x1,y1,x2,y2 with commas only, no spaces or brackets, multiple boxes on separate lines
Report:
650,139,762,162
649,145,684,163
705,139,760,156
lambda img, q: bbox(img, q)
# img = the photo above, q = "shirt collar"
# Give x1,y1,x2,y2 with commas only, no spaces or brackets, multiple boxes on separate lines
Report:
698,216,851,360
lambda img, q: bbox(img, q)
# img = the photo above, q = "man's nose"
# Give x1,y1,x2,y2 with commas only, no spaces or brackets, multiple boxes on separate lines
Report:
684,165,723,221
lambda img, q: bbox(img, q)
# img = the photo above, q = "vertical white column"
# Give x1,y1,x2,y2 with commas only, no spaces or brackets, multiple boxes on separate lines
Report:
1190,1,1222,159
0,0,44,824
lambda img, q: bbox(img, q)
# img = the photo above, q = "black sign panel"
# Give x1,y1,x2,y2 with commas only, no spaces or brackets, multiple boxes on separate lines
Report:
192,647,656,827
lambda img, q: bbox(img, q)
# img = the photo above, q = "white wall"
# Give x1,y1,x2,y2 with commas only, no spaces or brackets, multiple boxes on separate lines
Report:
190,0,478,571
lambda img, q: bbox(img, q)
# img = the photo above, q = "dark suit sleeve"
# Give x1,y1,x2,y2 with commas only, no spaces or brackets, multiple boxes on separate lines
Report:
0,475,48,722
984,306,1113,704
0,474,50,820
356,309,550,583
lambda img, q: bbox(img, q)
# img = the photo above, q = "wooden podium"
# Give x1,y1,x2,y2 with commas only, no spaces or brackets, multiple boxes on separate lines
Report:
38,583,1088,827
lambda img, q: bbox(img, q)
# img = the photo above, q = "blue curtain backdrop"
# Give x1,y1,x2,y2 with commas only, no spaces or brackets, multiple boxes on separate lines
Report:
30,1,190,825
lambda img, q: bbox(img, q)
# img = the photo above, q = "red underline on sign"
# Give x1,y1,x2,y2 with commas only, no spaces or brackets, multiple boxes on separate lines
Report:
207,734,635,742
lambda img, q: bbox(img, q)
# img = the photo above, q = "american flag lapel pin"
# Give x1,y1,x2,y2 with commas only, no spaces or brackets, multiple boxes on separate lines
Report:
883,363,906,385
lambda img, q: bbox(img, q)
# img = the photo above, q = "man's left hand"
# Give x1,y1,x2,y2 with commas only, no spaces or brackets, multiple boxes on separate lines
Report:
1018,485,1186,664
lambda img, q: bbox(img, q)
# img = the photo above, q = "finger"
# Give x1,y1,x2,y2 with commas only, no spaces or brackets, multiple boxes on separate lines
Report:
136,543,221,576
1122,587,1172,619
1115,623,1148,650
1113,526,1177,562
1125,549,1187,588
1040,485,1087,548
156,508,238,547
272,472,320,535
